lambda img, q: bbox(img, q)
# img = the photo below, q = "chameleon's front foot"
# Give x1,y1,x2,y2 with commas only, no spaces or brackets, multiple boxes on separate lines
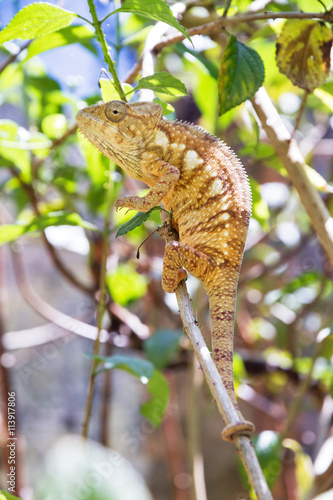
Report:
221,420,255,442
115,196,144,212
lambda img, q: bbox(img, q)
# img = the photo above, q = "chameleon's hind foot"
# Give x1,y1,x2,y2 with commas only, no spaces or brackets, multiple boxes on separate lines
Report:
221,421,255,442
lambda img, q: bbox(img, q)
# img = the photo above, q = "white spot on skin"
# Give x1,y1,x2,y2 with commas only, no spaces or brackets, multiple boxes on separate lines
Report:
184,150,204,170
221,212,230,221
155,131,169,146
210,179,223,196
179,144,186,150
205,164,212,172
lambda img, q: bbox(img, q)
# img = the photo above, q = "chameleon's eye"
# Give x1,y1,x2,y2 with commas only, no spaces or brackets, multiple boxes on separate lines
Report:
105,101,127,123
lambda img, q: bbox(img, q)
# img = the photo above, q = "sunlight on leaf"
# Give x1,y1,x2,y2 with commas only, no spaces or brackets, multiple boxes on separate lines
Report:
0,2,77,43
276,20,332,92
113,0,191,44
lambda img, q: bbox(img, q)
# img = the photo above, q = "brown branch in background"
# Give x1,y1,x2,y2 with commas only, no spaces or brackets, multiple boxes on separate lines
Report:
222,0,233,19
124,9,331,85
251,87,333,266
291,90,309,141
10,247,99,340
0,41,31,74
163,373,192,500
99,340,113,447
188,355,208,500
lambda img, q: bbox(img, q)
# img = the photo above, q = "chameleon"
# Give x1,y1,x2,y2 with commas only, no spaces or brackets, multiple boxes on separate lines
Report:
76,100,254,440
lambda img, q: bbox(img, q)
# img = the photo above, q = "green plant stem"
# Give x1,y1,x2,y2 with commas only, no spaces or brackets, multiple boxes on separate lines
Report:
86,0,127,101
82,163,114,439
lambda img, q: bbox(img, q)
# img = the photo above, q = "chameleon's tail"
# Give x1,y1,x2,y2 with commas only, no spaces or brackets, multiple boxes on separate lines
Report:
207,268,242,418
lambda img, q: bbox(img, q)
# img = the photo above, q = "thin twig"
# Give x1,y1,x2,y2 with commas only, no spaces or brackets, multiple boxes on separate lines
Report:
124,9,331,84
82,162,114,439
86,0,127,101
11,247,99,340
0,41,31,74
222,0,233,18
251,87,333,265
290,90,309,141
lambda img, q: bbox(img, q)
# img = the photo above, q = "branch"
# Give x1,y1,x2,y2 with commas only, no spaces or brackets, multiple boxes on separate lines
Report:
159,221,273,500
10,247,99,340
251,87,333,265
124,9,331,84
0,41,31,74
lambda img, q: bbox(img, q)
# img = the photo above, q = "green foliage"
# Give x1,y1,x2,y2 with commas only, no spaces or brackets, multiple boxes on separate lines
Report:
113,0,191,44
0,492,22,500
133,72,188,96
116,207,163,238
144,329,182,369
253,431,281,487
0,2,77,43
106,264,148,305
24,25,97,61
92,354,169,426
218,35,265,114
0,212,98,245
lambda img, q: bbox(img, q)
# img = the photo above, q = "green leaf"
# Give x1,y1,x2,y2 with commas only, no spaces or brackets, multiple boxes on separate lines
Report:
113,0,192,44
141,369,170,426
0,2,77,43
253,431,281,487
106,264,147,306
99,79,133,102
133,72,188,96
218,35,265,114
174,42,219,79
0,492,21,500
24,25,97,61
116,207,162,238
144,329,182,369
41,113,67,138
93,354,154,379
0,211,98,245
92,354,170,426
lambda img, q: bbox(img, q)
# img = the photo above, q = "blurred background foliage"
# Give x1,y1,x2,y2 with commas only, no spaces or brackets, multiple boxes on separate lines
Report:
0,0,333,499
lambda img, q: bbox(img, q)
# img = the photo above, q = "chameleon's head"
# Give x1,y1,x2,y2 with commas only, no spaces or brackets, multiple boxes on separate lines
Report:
76,100,163,165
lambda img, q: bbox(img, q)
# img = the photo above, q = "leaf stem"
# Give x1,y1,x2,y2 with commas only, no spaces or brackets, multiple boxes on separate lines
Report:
86,0,127,101
82,162,114,439
290,90,309,141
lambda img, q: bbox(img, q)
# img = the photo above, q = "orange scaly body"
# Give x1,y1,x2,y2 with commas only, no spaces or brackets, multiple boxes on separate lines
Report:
77,100,253,437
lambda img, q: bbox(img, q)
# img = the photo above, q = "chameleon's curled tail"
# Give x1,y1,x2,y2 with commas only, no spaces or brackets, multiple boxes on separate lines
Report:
207,269,254,440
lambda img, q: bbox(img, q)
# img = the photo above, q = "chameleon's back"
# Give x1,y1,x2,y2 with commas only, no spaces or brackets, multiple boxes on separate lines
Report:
154,118,252,415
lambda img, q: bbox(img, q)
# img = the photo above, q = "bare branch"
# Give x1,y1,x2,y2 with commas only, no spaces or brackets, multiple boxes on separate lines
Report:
251,87,333,265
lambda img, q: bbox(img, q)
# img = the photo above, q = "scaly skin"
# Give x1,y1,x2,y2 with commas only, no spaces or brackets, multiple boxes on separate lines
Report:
76,100,254,439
